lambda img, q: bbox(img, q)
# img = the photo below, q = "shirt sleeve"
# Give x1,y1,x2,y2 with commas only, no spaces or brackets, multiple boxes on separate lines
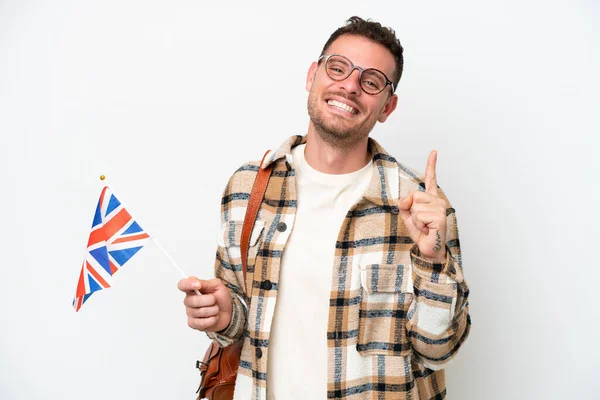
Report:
206,174,249,347
406,198,471,370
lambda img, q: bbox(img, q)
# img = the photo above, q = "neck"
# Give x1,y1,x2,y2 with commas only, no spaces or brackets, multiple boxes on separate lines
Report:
304,127,371,175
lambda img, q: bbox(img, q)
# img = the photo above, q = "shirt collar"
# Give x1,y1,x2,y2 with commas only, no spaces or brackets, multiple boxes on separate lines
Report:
262,135,422,211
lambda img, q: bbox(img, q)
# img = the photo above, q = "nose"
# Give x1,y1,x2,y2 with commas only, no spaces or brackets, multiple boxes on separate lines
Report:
338,67,362,96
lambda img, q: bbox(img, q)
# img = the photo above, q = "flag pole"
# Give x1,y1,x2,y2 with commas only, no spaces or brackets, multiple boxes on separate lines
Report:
99,175,201,296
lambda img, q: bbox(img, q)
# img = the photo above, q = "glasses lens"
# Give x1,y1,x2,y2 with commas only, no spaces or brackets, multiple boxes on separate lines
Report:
325,56,351,80
361,69,387,94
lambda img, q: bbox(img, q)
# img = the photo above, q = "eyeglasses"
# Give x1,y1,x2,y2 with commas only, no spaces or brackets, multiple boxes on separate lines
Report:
317,54,395,95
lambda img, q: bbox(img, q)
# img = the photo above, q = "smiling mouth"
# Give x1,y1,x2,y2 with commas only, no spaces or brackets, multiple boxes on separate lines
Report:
327,99,358,115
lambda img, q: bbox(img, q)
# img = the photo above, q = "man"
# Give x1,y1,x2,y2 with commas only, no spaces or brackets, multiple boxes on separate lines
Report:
179,16,471,399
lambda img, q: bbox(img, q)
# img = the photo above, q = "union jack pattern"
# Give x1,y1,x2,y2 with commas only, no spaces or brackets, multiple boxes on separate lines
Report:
73,186,150,311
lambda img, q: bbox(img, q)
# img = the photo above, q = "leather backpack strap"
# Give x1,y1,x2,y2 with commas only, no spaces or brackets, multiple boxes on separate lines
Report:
241,150,273,294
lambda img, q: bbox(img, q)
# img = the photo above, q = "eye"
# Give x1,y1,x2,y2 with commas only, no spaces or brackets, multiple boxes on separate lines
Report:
327,65,348,77
362,79,381,90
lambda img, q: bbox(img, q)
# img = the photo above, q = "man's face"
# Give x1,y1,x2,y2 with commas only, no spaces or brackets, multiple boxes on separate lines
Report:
306,34,398,149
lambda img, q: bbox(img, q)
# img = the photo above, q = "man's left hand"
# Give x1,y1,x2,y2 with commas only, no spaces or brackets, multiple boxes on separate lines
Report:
398,150,447,263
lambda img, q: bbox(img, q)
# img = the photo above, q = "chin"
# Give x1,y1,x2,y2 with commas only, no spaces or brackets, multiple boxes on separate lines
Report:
314,123,369,150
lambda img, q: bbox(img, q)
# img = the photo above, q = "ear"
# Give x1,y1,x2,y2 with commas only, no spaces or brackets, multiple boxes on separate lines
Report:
378,93,398,123
306,61,318,92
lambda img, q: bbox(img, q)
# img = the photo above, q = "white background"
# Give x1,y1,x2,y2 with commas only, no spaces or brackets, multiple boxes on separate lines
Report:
1,0,599,399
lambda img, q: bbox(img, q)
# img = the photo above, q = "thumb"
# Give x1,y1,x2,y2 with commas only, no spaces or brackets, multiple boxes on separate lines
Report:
398,196,411,209
197,278,224,294
398,195,413,218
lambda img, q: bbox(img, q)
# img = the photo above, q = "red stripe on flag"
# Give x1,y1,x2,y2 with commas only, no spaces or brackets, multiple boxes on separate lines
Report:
109,260,118,275
99,186,108,209
87,208,132,247
75,264,86,297
87,261,111,289
112,233,150,244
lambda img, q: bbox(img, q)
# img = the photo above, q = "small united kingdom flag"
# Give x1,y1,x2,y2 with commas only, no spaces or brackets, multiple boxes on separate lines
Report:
73,186,150,311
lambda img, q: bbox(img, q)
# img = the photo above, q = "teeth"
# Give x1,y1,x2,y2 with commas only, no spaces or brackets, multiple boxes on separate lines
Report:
327,100,356,114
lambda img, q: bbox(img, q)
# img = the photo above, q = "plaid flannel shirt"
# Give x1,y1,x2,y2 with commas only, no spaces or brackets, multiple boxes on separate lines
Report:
207,135,471,399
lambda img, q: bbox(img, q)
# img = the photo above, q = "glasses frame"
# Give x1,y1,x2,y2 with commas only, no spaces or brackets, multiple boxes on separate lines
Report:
317,54,396,95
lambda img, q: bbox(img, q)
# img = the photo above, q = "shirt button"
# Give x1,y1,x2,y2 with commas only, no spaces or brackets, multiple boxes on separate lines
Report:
256,348,263,358
276,222,287,232
261,280,273,290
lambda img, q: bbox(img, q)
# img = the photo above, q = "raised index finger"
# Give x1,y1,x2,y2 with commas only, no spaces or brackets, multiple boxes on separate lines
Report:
424,150,438,195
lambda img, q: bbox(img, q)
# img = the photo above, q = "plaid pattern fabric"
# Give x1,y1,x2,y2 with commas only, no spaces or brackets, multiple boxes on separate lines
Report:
207,135,471,400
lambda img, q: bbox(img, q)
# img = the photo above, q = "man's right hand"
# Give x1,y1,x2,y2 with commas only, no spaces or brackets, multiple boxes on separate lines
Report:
177,277,233,333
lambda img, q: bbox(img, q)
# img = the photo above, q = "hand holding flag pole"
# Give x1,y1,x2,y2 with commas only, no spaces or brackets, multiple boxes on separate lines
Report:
72,175,199,312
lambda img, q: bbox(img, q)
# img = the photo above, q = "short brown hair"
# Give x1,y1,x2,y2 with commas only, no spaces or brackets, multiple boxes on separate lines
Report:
320,16,404,89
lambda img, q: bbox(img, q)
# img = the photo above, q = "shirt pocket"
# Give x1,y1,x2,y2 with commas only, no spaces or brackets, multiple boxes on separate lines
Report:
218,220,266,271
357,263,414,357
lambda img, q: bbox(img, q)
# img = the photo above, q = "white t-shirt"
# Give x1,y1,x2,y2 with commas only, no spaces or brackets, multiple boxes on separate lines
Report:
266,144,373,399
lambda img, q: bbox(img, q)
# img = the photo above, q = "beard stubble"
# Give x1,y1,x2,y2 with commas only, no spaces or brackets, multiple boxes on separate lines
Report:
307,90,379,151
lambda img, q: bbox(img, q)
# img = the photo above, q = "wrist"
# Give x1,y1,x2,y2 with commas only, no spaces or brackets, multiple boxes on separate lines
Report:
412,243,447,264
215,313,232,333
421,248,446,263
